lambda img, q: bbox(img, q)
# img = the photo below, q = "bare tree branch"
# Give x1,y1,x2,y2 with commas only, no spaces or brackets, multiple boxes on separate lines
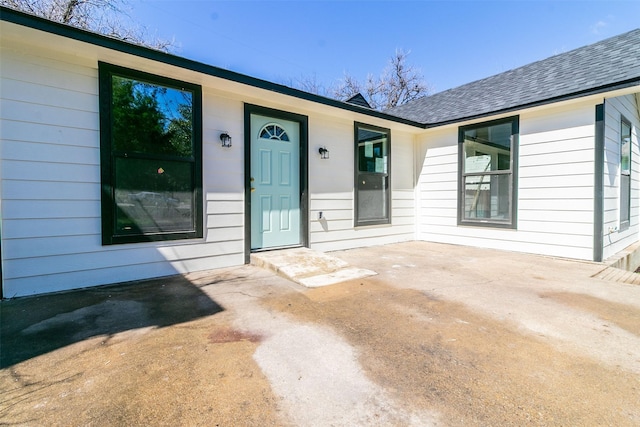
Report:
282,73,332,97
1,0,176,51
333,72,363,102
332,49,430,110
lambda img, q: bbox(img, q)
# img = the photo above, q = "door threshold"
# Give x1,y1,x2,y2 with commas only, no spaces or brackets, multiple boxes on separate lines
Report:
251,244,304,253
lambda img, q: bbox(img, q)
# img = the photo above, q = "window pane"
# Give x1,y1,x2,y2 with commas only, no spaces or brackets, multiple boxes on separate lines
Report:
100,64,202,245
464,122,511,173
621,121,631,174
621,174,630,224
355,124,390,226
463,174,510,221
358,129,388,173
259,124,289,141
620,119,631,229
114,157,194,234
357,173,388,221
112,76,194,157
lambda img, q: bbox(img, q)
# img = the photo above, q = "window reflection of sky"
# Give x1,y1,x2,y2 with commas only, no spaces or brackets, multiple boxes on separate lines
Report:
128,78,192,129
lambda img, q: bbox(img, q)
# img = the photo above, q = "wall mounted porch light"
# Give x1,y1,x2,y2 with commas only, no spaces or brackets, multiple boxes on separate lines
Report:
220,132,232,148
318,146,329,159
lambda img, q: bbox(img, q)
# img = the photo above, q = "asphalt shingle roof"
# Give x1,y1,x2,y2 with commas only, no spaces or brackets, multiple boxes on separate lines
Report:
389,29,640,125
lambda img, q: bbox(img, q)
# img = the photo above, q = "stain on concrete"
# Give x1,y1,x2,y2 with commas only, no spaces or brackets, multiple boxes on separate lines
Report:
208,327,262,344
541,291,640,336
264,279,640,426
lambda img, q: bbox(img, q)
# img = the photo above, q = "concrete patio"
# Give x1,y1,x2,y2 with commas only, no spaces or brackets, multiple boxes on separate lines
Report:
1,241,639,426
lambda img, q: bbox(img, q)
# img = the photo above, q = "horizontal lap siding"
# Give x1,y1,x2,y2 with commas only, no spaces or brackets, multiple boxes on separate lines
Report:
309,120,415,252
418,103,597,260
602,94,640,260
201,90,245,262
417,130,459,244
1,43,245,297
518,109,595,256
1,45,102,296
1,36,418,297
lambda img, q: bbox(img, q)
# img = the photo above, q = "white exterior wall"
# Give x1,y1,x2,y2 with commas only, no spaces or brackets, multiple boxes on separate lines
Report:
2,19,636,298
308,116,415,252
0,42,250,297
0,30,416,297
602,93,640,260
417,102,598,260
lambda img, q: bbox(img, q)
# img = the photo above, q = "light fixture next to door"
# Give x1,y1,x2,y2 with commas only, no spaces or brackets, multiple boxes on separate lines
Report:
220,132,232,148
318,146,329,159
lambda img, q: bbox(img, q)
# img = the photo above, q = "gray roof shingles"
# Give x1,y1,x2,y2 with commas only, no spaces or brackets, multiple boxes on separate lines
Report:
389,29,640,125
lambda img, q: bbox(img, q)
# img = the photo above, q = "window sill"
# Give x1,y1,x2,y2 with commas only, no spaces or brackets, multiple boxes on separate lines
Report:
457,220,516,230
354,221,392,229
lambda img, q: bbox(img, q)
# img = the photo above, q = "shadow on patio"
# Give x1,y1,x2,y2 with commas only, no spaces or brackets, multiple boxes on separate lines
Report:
0,274,224,368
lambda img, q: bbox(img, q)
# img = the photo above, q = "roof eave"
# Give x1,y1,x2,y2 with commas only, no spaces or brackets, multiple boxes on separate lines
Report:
422,77,640,128
0,6,424,128
4,7,636,131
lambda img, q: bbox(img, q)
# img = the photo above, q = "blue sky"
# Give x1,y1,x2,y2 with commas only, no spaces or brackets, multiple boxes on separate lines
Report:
129,1,640,95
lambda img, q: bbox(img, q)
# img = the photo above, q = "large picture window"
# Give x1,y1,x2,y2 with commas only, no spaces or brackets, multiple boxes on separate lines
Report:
355,123,390,226
620,117,632,230
458,116,518,228
99,63,203,244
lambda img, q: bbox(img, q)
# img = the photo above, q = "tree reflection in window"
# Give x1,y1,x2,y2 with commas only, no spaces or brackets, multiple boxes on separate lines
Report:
112,76,193,156
100,63,202,244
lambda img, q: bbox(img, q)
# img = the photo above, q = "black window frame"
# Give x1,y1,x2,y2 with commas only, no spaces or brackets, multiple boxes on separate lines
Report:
620,116,632,231
458,116,519,229
99,62,203,245
354,122,391,227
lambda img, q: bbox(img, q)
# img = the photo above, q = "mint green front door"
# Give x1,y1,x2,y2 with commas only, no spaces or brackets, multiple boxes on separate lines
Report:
250,114,301,250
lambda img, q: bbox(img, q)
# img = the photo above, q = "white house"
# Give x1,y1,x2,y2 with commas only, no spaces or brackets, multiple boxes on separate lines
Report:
1,7,639,298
